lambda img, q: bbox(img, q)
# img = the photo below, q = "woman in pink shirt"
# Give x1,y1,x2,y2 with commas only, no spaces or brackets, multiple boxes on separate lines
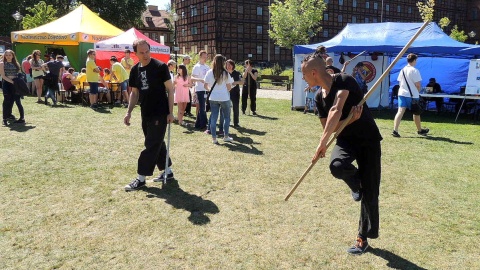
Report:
174,64,192,126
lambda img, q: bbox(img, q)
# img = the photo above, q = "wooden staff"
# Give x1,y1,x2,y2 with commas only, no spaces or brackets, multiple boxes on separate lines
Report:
285,20,431,201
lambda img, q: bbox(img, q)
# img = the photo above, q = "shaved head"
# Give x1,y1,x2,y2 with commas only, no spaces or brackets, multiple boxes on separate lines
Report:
301,48,331,88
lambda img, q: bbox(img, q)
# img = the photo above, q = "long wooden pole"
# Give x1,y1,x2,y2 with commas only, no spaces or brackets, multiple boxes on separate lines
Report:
285,21,431,201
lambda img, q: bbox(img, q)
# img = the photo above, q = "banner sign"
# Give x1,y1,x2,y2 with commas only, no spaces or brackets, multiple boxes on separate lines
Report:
12,32,116,44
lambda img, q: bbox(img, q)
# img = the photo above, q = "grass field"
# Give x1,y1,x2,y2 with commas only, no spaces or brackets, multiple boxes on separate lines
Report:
1,96,479,269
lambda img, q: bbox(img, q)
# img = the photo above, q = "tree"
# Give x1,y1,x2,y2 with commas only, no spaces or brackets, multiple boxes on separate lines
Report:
438,17,450,30
22,2,58,30
449,25,468,42
78,0,147,29
269,0,326,49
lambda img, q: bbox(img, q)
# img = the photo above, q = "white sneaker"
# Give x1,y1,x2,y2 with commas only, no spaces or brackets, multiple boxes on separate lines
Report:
212,138,218,144
223,136,233,142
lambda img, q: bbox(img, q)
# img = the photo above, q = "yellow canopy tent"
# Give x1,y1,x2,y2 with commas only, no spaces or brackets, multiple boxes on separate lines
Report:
11,4,123,70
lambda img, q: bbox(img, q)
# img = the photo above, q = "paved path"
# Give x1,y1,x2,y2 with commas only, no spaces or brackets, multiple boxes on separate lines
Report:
256,89,292,100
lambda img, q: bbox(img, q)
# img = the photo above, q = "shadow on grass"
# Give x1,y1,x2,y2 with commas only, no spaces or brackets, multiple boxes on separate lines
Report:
369,248,428,270
94,107,112,114
232,125,267,136
143,181,219,225
6,123,36,132
222,136,263,155
397,135,473,145
252,113,279,121
372,110,478,125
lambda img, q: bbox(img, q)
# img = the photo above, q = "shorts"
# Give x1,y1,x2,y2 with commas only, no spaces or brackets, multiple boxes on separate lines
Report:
34,75,44,80
398,96,419,109
120,81,128,91
98,87,109,93
89,82,99,94
26,74,34,83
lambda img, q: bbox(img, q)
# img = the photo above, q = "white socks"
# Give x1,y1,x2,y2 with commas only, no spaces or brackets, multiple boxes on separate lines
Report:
137,175,146,182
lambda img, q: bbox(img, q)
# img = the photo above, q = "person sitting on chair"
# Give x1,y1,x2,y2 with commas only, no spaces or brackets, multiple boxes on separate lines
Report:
425,78,443,113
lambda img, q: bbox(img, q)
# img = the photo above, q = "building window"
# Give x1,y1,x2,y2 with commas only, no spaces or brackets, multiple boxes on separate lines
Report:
353,0,357,8
386,4,389,11
238,5,243,14
191,6,197,17
191,26,197,35
366,2,370,9
257,25,263,34
238,24,243,33
339,0,343,5
182,29,186,36
204,24,208,33
397,5,401,12
204,5,208,14
365,18,369,23
338,15,343,22
154,33,159,42
373,18,377,23
275,46,280,55
352,16,356,23
257,7,263,15
181,11,185,18
374,2,378,10
473,9,479,20
323,30,329,37
408,7,412,14
257,45,262,54
146,17,152,22
324,13,329,20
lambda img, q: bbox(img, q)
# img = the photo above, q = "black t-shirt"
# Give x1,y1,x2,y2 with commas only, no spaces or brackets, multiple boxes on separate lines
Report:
326,65,341,74
47,60,64,76
244,69,258,89
315,74,382,142
129,58,171,118
229,70,242,95
426,82,441,93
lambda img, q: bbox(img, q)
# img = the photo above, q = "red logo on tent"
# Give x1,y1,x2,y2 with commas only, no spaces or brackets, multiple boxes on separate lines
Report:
362,61,376,83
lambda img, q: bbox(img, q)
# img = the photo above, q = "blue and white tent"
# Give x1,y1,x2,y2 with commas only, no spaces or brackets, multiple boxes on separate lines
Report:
292,22,479,109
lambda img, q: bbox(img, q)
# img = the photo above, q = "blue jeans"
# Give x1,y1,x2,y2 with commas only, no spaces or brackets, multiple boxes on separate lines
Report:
45,88,57,103
195,91,207,129
209,100,231,138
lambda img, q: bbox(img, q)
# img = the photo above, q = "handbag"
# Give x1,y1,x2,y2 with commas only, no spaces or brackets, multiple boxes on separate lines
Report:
205,81,217,112
402,70,424,115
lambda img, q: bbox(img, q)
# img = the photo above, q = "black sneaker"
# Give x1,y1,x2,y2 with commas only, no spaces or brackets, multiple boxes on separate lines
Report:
124,178,146,191
417,128,429,136
347,237,369,255
13,119,25,124
252,111,257,115
7,115,16,120
351,189,362,202
2,120,8,126
153,171,175,182
392,130,401,137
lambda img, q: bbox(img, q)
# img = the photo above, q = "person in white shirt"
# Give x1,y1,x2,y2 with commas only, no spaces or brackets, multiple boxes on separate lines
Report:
204,54,234,144
392,53,429,137
191,50,210,129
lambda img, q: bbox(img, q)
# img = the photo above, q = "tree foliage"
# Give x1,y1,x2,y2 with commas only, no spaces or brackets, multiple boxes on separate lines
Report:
438,17,450,30
449,25,468,42
22,2,58,30
417,0,435,22
269,0,326,49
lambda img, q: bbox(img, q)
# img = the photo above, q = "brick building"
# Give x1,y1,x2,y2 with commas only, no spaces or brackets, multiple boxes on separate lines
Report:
138,5,174,48
172,1,478,65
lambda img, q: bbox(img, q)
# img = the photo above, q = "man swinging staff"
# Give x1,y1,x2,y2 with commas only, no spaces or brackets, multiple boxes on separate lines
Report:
301,47,383,255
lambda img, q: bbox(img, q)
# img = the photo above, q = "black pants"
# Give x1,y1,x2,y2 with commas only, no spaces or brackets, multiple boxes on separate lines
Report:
185,90,192,114
230,90,240,125
2,80,24,120
330,138,381,239
137,115,172,176
241,85,256,113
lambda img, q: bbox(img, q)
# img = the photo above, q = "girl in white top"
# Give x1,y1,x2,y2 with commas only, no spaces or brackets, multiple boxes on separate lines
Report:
204,54,234,144
29,50,45,103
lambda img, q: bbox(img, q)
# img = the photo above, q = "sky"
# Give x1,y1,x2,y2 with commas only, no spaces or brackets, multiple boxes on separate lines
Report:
147,0,170,9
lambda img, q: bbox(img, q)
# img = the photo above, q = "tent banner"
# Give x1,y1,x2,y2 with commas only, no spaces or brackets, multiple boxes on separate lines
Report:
95,43,170,54
12,32,115,44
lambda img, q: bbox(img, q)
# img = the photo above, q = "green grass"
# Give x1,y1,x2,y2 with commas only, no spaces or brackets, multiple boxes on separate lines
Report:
1,96,479,269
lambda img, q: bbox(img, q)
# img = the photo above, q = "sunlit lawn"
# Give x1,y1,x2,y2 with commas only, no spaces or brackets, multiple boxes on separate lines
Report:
0,95,479,269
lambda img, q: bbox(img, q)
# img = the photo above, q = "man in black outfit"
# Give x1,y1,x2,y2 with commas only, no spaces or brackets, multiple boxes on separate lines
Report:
301,48,382,255
242,60,258,115
425,77,443,113
226,59,242,127
124,39,175,191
